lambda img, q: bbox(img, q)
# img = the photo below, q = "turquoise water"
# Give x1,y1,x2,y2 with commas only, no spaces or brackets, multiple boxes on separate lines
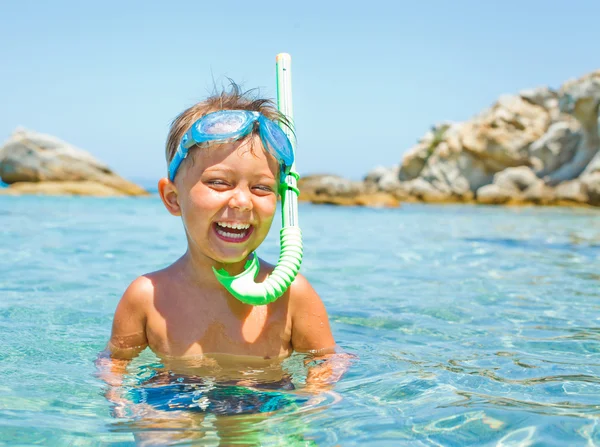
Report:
1,196,600,446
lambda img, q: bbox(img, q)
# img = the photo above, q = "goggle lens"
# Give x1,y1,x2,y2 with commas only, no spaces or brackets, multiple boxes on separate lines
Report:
259,116,294,169
196,111,249,136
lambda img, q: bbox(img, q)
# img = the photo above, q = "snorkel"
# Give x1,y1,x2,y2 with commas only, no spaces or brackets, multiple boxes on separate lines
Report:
212,53,303,305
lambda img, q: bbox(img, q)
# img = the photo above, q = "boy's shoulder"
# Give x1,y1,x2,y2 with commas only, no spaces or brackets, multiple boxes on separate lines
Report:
120,266,173,309
119,274,155,310
257,258,315,306
261,258,324,314
289,272,324,314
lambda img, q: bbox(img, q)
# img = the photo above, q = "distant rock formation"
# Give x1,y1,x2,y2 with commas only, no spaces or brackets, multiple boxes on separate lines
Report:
299,174,399,207
0,128,149,196
304,70,600,207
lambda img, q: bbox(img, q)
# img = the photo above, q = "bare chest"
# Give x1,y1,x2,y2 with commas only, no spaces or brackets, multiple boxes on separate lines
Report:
145,297,292,358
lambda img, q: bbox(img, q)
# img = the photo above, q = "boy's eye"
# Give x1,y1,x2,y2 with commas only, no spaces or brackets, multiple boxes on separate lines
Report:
253,184,275,193
206,179,230,188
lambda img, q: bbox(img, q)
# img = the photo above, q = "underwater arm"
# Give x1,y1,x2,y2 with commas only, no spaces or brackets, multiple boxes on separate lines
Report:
303,351,354,393
94,352,133,418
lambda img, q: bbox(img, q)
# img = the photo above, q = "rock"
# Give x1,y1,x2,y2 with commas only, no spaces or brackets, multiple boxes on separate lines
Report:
298,174,399,207
396,94,551,204
354,193,399,208
299,174,364,198
398,123,452,182
389,185,412,201
582,151,600,175
305,193,399,207
559,70,600,116
543,70,600,185
476,166,541,205
0,181,132,197
398,146,429,182
530,121,581,176
522,181,556,205
554,180,588,203
304,195,358,206
493,166,541,192
458,95,549,169
0,128,149,196
364,165,392,184
401,130,492,202
476,184,515,205
403,178,453,202
581,172,600,206
379,69,600,207
519,86,560,120
294,71,600,208
364,165,401,193
378,171,402,193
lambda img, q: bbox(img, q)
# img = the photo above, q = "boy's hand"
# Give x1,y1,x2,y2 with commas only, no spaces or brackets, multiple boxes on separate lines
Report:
304,352,355,393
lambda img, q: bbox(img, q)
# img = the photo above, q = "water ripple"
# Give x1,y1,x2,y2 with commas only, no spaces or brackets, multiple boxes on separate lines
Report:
1,199,600,445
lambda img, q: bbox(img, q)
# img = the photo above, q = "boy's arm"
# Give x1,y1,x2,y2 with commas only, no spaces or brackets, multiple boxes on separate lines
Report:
290,274,335,352
95,277,151,414
290,274,351,391
108,276,151,358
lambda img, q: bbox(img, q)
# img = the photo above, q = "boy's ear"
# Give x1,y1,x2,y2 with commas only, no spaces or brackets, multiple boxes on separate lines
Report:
158,177,182,216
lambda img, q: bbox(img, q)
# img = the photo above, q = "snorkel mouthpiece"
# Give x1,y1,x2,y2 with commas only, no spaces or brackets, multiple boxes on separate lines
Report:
213,53,303,306
213,226,303,305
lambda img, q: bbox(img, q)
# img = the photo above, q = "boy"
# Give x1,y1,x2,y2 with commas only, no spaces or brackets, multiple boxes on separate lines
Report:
100,85,346,414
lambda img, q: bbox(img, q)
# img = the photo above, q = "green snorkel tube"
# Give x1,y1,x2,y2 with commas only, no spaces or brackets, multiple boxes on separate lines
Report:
213,53,303,306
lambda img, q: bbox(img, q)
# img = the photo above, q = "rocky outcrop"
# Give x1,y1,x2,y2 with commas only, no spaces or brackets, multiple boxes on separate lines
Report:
0,181,144,197
361,70,600,207
298,175,399,207
544,72,600,185
0,128,149,196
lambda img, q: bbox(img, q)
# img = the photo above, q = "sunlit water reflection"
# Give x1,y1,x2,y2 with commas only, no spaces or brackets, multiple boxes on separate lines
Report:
1,196,599,445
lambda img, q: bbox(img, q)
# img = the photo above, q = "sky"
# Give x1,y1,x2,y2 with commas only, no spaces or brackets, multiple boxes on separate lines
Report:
1,0,599,186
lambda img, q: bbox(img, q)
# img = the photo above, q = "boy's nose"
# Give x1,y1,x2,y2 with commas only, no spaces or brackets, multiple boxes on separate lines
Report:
228,187,253,211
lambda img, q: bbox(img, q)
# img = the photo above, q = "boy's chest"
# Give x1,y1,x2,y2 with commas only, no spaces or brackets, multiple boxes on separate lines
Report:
145,299,292,358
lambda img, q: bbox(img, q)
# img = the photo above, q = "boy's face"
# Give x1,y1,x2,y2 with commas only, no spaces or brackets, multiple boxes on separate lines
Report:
167,134,279,265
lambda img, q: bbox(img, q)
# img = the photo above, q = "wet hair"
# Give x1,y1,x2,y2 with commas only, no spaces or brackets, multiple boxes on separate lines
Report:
165,82,292,169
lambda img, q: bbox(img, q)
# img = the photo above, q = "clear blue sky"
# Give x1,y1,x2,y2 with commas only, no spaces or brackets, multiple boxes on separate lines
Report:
1,1,599,185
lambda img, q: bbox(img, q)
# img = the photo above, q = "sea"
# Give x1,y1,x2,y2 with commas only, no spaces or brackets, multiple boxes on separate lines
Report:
1,194,600,446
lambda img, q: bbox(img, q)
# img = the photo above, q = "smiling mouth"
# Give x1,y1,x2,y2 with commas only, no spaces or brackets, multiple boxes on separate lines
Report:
213,222,254,243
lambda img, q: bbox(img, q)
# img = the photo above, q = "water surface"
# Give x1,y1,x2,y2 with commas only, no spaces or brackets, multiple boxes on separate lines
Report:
1,196,599,445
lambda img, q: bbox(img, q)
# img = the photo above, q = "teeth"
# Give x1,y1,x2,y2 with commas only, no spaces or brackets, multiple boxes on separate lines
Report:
215,222,251,240
217,222,250,230
216,230,246,239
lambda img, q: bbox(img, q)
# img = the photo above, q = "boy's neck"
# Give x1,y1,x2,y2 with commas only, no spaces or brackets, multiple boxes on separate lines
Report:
179,249,250,289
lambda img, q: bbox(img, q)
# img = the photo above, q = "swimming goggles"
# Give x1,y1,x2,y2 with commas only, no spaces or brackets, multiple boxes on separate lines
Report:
168,110,295,182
